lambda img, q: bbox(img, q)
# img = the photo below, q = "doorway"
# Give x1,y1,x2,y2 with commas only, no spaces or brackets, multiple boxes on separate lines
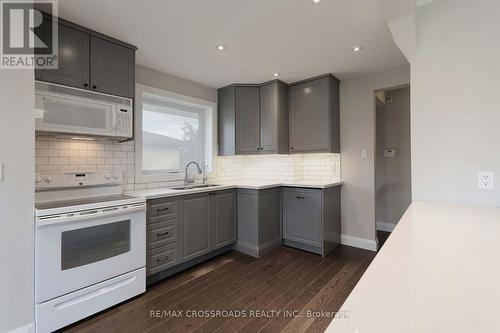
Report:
375,86,411,249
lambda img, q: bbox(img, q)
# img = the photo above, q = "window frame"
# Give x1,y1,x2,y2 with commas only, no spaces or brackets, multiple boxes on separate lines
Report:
135,84,217,184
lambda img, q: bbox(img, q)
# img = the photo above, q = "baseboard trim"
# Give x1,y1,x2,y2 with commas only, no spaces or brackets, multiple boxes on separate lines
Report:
7,323,35,333
234,238,282,258
341,234,377,252
377,221,396,232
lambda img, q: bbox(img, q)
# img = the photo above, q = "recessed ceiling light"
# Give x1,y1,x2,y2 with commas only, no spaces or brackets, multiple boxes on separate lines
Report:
352,46,363,53
273,72,280,77
311,0,322,4
217,44,225,51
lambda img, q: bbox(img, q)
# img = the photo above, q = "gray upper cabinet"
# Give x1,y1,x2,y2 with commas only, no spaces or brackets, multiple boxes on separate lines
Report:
90,36,135,98
235,86,260,153
218,87,236,156
34,14,136,99
35,23,90,89
179,193,212,262
289,75,340,153
260,82,289,154
212,190,237,249
218,81,289,156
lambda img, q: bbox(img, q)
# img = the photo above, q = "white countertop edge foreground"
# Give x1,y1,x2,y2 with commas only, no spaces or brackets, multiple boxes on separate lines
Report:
127,180,343,199
327,201,500,333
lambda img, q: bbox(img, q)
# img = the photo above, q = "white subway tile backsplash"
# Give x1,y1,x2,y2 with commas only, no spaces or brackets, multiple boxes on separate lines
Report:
35,135,341,190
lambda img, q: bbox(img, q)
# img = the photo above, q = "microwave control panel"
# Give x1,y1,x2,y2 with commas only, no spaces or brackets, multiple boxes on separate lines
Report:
116,106,133,138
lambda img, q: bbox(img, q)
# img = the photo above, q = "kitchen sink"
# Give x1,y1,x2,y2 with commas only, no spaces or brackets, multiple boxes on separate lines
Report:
170,184,221,190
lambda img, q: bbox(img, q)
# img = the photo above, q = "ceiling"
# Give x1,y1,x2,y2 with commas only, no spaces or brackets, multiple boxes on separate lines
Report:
58,0,408,88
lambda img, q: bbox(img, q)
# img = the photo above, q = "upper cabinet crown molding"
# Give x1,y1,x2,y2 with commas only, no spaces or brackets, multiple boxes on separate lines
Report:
34,12,137,99
217,74,339,156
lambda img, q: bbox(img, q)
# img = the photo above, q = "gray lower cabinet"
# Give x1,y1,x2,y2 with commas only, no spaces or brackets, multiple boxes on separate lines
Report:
282,187,341,257
212,190,237,249
282,188,322,247
146,190,237,282
146,197,180,277
236,188,282,257
179,193,212,262
289,75,340,153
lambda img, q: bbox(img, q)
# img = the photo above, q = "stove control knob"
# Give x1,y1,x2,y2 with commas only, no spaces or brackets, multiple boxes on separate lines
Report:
35,175,42,184
43,175,53,183
104,172,112,180
112,172,120,180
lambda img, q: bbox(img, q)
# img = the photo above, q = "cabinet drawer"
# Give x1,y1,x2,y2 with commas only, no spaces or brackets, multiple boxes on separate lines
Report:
148,198,178,220
146,244,178,276
147,219,178,249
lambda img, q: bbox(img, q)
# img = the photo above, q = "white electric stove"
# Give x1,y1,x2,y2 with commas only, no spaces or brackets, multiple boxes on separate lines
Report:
35,171,146,333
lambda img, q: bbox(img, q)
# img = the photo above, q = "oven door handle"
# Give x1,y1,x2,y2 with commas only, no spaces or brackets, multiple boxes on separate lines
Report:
36,203,146,227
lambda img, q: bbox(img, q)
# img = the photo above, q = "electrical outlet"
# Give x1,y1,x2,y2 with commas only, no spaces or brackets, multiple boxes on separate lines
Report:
478,172,494,190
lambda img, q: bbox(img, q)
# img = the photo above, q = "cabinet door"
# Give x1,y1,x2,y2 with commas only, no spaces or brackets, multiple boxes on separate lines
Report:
289,77,330,152
35,23,90,89
90,36,135,98
283,188,322,246
180,193,211,262
217,86,236,156
212,190,237,249
235,86,260,153
259,83,278,152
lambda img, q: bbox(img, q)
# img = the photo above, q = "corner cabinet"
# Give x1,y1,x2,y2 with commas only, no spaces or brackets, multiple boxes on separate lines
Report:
289,75,340,153
218,81,289,155
35,14,137,98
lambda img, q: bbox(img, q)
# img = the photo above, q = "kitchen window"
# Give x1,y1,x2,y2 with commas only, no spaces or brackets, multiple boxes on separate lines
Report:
135,84,216,183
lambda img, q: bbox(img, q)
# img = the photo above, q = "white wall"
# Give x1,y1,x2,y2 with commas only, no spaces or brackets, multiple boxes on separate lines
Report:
412,0,500,205
0,70,35,332
136,65,217,103
375,87,411,227
340,66,410,245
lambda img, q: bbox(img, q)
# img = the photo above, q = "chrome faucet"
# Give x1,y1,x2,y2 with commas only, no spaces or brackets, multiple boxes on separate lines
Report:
184,161,202,185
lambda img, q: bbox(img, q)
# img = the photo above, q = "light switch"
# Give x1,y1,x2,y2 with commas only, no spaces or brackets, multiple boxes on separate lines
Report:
0,163,3,181
361,149,368,159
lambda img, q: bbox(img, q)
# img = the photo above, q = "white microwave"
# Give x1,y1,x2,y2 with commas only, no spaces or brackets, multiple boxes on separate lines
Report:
35,81,134,139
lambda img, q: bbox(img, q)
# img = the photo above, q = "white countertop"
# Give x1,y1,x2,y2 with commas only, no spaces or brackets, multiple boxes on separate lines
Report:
327,201,500,333
126,180,342,199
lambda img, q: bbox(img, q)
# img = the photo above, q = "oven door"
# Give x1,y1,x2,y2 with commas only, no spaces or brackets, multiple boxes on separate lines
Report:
35,205,146,304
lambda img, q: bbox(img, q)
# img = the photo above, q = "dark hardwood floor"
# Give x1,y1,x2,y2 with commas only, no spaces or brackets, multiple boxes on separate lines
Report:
62,245,376,333
377,230,391,250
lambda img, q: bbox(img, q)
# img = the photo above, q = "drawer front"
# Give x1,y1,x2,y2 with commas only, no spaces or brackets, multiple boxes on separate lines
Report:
147,219,178,249
147,198,178,220
146,244,178,276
